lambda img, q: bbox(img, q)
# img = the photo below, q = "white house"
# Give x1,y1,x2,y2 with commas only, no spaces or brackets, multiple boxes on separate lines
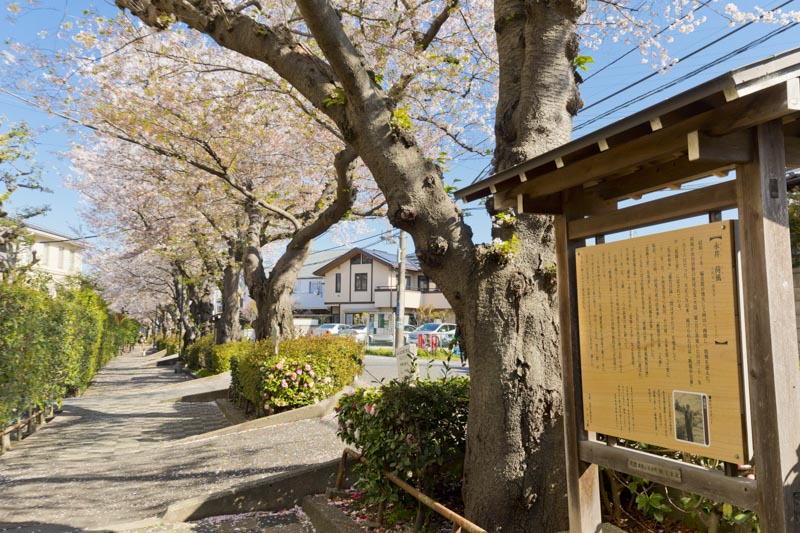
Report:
13,222,86,283
312,248,454,336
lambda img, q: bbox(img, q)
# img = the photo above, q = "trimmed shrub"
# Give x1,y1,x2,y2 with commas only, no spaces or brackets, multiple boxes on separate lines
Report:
209,341,249,374
163,335,180,356
186,334,214,369
336,377,470,507
230,336,363,416
0,281,139,427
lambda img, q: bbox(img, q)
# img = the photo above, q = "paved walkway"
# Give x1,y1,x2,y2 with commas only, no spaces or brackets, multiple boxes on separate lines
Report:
0,350,344,532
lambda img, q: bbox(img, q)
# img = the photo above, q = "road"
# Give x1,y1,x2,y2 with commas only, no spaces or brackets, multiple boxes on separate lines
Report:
358,354,469,386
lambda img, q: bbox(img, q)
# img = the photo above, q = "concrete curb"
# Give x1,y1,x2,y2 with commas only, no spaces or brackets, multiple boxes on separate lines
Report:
155,355,180,367
160,457,346,522
162,387,352,446
302,494,365,533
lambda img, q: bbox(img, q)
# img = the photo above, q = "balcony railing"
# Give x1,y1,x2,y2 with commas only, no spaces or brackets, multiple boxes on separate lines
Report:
374,285,442,293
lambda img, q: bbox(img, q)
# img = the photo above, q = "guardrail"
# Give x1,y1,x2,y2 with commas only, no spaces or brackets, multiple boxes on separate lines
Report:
335,447,486,533
1,404,55,454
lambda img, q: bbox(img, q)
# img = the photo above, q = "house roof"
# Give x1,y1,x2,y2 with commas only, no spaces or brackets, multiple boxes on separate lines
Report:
22,222,88,249
311,247,421,276
455,47,800,208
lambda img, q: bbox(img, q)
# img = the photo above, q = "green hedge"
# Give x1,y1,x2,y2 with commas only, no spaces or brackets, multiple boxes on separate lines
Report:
0,281,139,427
336,377,470,507
230,336,364,416
209,341,248,374
186,334,214,369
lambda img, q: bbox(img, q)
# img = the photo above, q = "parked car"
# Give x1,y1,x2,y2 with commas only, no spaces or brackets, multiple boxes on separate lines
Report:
339,324,368,343
311,323,348,336
370,324,418,345
406,322,457,347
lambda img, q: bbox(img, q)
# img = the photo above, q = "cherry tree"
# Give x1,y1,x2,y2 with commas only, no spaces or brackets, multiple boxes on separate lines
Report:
62,22,394,341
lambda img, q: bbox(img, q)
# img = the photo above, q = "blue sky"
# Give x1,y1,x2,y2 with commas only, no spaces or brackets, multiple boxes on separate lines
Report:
2,0,799,255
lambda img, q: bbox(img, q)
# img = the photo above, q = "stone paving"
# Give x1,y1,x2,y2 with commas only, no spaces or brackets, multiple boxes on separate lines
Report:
0,350,344,532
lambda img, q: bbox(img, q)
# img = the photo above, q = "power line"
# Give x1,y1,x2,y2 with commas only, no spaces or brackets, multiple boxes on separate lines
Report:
575,15,797,132
582,0,717,84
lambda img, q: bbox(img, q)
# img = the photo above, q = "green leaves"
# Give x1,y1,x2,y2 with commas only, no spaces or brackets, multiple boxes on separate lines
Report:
0,283,139,426
573,55,595,72
335,377,469,508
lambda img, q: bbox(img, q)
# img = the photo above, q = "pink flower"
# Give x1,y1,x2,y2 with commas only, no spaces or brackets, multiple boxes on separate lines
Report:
323,377,332,384
276,360,285,370
297,369,303,375
290,372,298,381
308,381,314,388
281,379,288,388
267,374,274,379
309,370,315,377
264,403,270,409
259,366,266,373
304,363,311,371
365,404,376,416
405,433,413,444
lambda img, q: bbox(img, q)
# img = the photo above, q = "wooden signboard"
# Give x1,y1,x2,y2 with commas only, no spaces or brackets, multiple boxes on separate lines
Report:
575,221,747,462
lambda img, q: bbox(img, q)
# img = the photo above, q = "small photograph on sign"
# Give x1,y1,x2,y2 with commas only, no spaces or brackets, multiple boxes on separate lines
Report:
673,391,710,446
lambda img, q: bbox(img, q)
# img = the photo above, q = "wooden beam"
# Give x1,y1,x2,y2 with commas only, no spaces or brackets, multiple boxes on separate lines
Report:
579,441,758,511
497,80,799,203
735,120,800,531
493,190,563,214
555,211,602,533
650,117,663,131
592,158,734,201
569,180,737,240
688,129,753,163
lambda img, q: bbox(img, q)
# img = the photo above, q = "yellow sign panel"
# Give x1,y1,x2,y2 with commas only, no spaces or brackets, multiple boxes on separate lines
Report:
576,222,747,462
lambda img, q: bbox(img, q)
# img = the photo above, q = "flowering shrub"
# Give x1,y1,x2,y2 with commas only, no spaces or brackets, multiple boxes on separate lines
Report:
336,377,469,507
259,358,337,413
230,336,363,416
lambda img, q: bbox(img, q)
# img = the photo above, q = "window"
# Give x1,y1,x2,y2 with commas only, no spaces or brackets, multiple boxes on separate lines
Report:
418,276,430,291
335,273,341,293
405,275,411,289
354,273,368,291
350,253,373,265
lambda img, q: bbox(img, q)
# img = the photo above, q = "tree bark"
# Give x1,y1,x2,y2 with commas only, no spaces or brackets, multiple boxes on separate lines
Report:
216,261,241,344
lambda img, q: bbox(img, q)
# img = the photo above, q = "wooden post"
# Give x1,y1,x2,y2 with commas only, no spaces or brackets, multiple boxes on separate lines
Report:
1,429,10,452
555,214,602,532
736,119,800,531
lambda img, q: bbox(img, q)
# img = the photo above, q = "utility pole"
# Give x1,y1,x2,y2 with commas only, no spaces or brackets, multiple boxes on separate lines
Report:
394,231,407,352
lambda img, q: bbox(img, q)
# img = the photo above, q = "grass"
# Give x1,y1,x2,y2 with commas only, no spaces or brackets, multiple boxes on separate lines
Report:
365,347,460,361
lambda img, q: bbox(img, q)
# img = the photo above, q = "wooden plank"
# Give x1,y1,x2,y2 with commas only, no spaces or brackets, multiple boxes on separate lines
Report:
493,190,564,214
688,129,753,163
555,211,602,532
569,181,737,240
579,441,758,511
735,119,800,531
575,222,747,462
592,158,734,202
494,80,798,204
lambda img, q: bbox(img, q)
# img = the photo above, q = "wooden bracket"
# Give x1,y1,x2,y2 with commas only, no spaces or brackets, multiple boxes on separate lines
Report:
688,129,754,163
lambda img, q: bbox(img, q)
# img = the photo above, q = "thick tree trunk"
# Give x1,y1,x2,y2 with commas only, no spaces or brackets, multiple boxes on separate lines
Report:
264,242,311,340
216,262,241,344
242,202,271,340
197,283,215,336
